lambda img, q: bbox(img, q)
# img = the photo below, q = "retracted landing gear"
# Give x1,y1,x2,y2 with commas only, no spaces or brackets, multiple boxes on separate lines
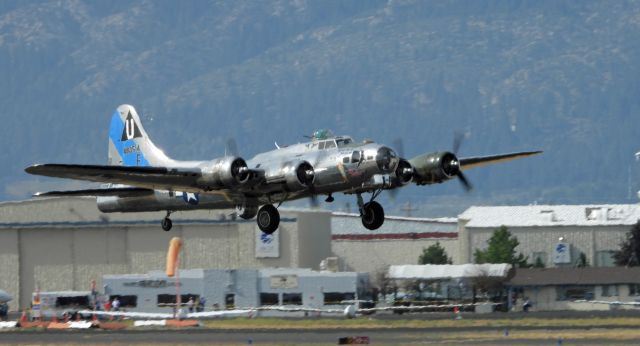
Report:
357,191,385,230
161,211,173,232
257,204,280,235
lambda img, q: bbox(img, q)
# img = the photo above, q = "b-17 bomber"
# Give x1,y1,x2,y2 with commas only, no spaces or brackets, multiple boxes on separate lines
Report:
26,105,541,234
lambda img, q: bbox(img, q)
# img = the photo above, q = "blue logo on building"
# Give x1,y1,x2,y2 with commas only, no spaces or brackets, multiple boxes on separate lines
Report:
556,243,567,253
260,233,273,244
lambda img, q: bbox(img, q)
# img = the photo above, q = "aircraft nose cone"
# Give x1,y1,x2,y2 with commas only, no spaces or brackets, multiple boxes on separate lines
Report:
376,147,398,173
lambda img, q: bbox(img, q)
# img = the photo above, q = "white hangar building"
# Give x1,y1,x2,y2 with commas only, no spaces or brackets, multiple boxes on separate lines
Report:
0,197,332,310
330,212,458,274
2,197,640,311
459,205,640,267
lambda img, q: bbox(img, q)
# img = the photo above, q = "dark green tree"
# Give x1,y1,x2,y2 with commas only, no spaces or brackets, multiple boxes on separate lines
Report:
418,242,452,265
533,256,545,268
474,226,529,267
614,221,640,266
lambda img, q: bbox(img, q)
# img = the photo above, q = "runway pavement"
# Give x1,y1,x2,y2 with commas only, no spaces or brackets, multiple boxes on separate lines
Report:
4,311,640,345
2,325,640,345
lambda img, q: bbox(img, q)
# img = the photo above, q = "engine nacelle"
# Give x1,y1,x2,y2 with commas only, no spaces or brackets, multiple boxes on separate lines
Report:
282,160,315,192
409,151,460,185
198,156,250,190
393,158,414,186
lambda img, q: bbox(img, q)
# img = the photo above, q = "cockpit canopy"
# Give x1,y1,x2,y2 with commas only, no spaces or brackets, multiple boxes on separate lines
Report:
309,137,353,150
311,129,334,140
309,129,353,150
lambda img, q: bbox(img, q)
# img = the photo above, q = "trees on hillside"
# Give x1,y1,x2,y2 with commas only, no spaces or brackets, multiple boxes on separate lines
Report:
614,221,640,266
474,226,529,267
418,242,452,265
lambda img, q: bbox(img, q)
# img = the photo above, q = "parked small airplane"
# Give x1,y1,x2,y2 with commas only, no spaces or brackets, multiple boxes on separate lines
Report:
26,105,541,233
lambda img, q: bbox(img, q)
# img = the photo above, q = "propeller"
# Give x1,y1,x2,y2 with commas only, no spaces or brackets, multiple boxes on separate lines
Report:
225,138,239,157
451,131,472,192
294,161,320,209
452,131,464,155
392,138,405,159
389,138,407,202
309,194,320,208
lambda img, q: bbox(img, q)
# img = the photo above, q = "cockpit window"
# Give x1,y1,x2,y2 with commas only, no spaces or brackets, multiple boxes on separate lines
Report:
336,138,352,147
318,142,325,150
324,140,336,149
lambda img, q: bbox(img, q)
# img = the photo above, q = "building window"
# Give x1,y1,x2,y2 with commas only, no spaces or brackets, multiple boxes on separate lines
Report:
596,250,616,267
323,292,355,305
629,284,640,296
109,295,138,308
157,294,199,307
260,293,279,306
55,295,90,309
282,293,303,305
225,294,235,309
556,286,594,301
601,285,618,297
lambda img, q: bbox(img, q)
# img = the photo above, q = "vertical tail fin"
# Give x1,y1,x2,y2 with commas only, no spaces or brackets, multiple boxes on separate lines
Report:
108,104,172,167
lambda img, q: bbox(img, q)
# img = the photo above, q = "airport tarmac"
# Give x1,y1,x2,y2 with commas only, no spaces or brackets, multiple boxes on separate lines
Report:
4,311,640,345
1,326,639,345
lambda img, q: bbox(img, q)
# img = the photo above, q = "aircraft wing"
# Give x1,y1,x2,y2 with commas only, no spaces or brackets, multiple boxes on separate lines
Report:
25,164,205,193
33,187,154,198
460,151,542,170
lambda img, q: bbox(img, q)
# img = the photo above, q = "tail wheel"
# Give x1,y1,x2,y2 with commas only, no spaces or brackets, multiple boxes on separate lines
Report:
161,217,173,232
257,204,280,234
361,201,385,230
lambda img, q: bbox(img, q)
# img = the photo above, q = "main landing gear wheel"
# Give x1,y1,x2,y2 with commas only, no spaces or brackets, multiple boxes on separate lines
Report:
161,217,173,232
257,204,280,235
361,201,385,230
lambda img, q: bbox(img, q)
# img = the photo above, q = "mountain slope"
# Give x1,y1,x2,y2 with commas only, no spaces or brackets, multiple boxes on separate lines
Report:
2,0,640,216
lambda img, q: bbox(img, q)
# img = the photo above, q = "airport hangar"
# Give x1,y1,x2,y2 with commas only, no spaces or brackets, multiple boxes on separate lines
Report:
1,197,639,310
0,197,456,310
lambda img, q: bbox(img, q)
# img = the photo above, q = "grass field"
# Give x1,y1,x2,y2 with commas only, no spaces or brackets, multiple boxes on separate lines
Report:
5,316,640,345
201,315,640,329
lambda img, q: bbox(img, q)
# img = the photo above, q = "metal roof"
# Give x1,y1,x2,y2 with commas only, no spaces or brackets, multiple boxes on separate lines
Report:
507,267,640,286
388,264,512,280
331,212,457,236
459,204,640,228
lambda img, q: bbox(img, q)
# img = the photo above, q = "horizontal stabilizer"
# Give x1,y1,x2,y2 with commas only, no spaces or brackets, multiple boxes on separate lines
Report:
34,187,154,198
460,151,542,170
25,164,203,192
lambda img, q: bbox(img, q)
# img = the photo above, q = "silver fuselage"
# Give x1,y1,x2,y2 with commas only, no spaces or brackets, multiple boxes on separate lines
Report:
97,137,397,213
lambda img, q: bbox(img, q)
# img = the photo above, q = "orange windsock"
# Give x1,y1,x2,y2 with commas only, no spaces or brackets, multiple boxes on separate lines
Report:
166,237,183,277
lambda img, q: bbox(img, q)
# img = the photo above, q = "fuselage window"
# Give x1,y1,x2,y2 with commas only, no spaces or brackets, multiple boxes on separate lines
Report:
343,157,349,164
351,151,361,163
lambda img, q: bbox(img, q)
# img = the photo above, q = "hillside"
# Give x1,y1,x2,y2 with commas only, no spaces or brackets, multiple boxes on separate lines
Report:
2,0,640,216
